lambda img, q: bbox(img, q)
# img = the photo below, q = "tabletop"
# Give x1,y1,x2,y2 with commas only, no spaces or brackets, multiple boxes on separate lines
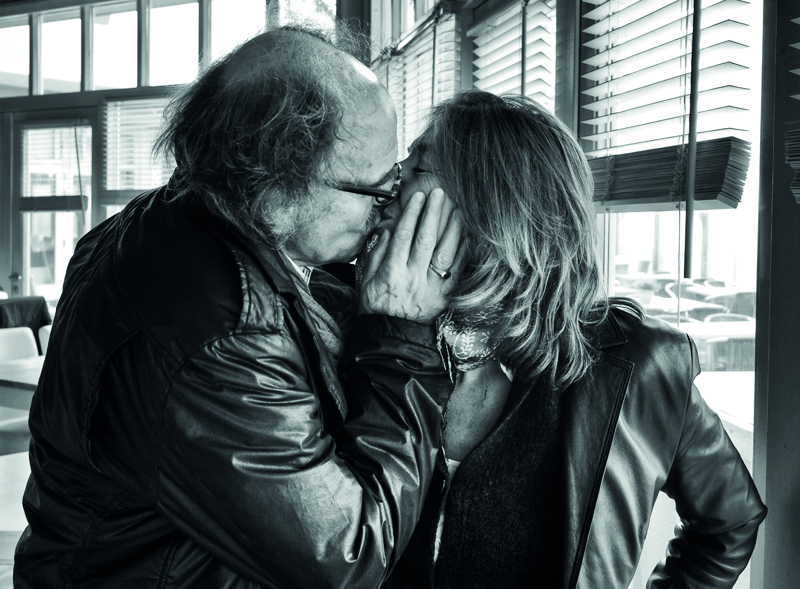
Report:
0,356,43,411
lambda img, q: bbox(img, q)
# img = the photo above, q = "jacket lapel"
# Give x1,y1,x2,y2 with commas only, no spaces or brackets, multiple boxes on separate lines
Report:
561,313,633,589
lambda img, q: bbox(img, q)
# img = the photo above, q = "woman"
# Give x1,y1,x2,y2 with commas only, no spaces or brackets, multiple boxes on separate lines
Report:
357,90,766,589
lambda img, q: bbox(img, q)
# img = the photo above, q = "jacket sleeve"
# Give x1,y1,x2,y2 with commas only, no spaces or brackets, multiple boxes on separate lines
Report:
648,337,767,588
154,313,451,589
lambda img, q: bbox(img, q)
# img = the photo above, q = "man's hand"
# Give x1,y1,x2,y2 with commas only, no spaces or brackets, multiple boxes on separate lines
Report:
359,189,463,324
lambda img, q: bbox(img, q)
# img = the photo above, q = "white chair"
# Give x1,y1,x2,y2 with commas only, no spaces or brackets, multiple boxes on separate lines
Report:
38,325,51,355
0,327,39,361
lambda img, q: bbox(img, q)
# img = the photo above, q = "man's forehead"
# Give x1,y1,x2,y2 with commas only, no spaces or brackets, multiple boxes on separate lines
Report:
330,108,398,184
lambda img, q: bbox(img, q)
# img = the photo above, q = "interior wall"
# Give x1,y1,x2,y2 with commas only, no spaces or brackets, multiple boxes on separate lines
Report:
753,0,800,587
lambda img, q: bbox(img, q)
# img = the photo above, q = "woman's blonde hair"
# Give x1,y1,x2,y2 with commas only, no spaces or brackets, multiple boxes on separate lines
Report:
426,91,607,388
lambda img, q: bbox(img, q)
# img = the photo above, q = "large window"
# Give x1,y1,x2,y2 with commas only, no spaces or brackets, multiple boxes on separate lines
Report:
579,1,762,587
0,0,276,95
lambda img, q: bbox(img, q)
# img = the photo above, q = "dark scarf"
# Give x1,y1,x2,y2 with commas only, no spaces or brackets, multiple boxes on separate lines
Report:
287,264,357,366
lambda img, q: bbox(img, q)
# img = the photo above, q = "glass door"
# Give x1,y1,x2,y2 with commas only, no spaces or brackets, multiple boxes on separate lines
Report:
12,110,96,315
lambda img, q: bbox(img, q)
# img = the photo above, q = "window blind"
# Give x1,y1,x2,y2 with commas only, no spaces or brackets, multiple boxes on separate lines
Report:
20,126,91,212
581,0,750,156
434,14,462,105
388,26,435,153
580,0,753,210
104,98,174,192
470,0,556,111
381,12,461,153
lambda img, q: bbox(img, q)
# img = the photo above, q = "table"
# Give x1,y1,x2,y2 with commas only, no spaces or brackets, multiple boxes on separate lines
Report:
0,356,43,411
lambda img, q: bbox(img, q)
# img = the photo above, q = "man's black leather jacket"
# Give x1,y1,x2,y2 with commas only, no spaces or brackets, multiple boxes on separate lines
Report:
14,186,452,588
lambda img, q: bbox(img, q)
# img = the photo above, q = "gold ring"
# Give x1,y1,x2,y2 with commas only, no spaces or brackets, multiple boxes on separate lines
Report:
428,263,451,280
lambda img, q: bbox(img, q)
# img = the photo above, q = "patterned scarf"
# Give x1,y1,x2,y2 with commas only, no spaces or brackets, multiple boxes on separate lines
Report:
436,305,504,379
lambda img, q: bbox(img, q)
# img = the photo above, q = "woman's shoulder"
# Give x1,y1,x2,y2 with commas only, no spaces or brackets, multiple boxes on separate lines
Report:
593,297,697,374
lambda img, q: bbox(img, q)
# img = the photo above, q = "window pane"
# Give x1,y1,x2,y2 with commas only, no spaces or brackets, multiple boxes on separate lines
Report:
42,10,81,94
22,127,92,200
150,0,198,86
104,98,174,191
94,2,137,90
21,126,92,310
284,0,336,30
0,19,29,98
211,0,266,62
611,206,757,589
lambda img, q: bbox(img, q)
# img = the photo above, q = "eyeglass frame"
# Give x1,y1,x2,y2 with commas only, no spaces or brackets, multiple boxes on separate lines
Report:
334,162,403,207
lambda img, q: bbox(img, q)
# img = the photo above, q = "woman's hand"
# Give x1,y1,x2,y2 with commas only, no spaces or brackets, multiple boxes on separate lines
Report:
359,188,463,324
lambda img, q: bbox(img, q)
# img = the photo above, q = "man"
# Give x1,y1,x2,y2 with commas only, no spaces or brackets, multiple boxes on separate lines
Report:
14,26,460,589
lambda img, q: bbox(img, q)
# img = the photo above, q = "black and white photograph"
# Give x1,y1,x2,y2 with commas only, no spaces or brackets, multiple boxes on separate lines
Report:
0,0,796,587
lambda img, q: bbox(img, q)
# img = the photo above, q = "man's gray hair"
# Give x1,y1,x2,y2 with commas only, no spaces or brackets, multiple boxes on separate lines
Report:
154,24,370,247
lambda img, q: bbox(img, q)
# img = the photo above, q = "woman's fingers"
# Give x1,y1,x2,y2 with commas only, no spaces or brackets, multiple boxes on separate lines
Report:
436,196,456,240
444,236,468,285
384,191,427,267
431,208,461,273
358,189,461,324
407,188,446,272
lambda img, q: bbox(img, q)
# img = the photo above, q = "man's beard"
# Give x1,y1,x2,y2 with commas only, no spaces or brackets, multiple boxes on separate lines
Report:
365,206,382,235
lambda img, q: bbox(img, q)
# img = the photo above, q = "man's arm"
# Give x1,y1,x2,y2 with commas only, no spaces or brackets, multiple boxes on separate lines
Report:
153,313,449,589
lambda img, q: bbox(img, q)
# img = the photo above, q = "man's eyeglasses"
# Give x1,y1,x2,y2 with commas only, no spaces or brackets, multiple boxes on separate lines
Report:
335,162,402,207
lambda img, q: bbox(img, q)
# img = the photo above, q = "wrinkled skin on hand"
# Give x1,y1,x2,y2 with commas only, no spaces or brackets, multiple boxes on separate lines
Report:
358,189,463,325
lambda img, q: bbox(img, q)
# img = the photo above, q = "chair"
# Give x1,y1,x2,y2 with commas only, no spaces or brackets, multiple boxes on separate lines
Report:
0,327,39,361
38,325,51,355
